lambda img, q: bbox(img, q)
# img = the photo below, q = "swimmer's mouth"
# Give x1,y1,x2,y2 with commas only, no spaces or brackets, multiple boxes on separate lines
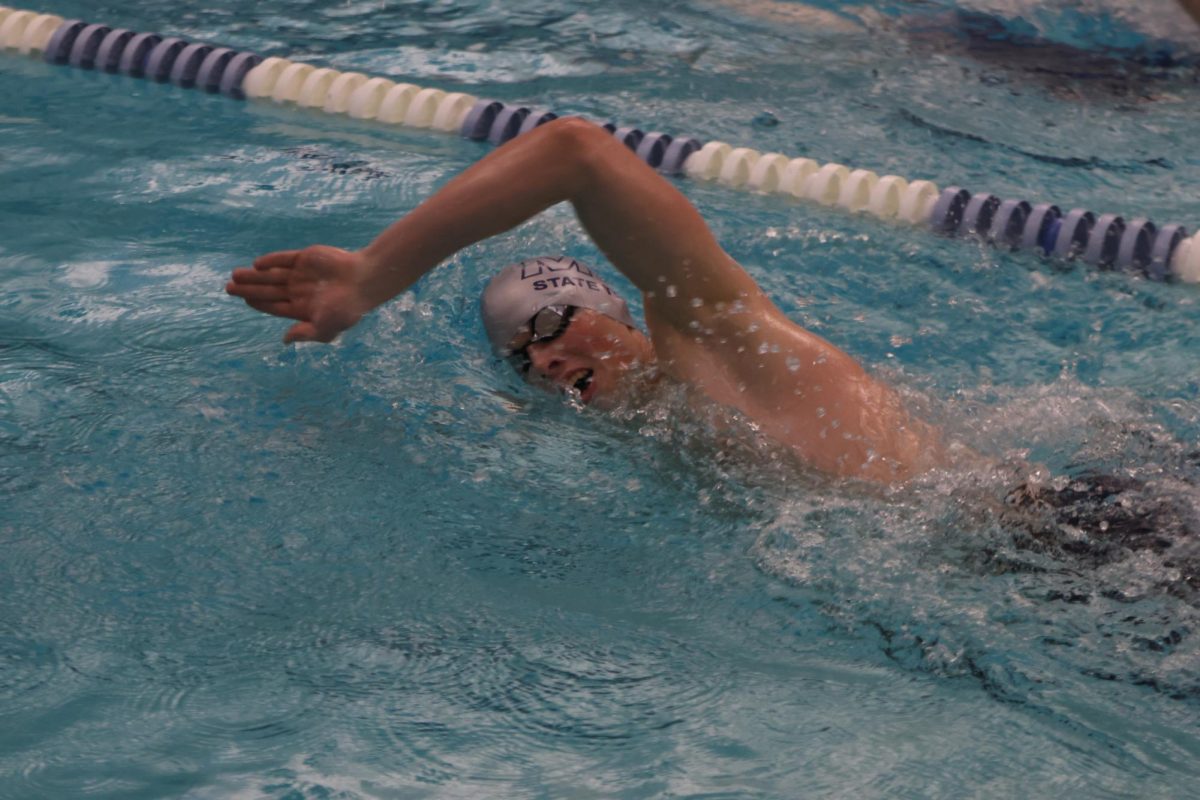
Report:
565,369,594,402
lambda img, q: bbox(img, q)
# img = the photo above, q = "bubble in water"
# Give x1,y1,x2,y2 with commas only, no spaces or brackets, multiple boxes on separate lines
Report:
666,285,678,298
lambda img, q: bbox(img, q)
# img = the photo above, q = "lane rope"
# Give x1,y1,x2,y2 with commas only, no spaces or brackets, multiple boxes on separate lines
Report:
3,5,1195,283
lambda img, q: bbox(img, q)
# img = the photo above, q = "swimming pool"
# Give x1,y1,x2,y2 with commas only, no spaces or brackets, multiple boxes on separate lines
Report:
3,0,1200,796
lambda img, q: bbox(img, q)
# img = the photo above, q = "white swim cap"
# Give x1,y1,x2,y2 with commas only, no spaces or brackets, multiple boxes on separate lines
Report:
480,256,637,355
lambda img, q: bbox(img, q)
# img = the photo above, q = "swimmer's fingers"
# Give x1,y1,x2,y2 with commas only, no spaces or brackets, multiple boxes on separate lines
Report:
252,250,303,271
244,298,304,320
230,266,289,284
227,282,292,303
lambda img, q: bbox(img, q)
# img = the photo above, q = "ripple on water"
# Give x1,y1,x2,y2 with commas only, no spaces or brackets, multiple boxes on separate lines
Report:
115,295,247,354
356,624,731,785
116,645,329,769
181,681,322,752
0,625,70,724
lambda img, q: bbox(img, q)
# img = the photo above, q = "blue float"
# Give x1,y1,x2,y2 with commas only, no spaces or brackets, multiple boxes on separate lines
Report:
1082,213,1124,267
929,187,971,234
460,98,503,140
168,42,213,88
195,47,235,93
95,28,135,73
1149,224,1187,281
145,37,188,83
516,109,557,137
1022,203,1062,254
989,199,1030,249
217,52,262,99
41,19,85,65
66,23,111,69
612,126,644,151
1052,209,1095,260
659,137,702,175
487,105,530,145
1114,218,1154,273
958,192,1000,237
635,132,672,168
118,32,162,77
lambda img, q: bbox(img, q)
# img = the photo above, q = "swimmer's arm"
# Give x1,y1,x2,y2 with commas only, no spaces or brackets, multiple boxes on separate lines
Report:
230,117,763,342
358,116,764,329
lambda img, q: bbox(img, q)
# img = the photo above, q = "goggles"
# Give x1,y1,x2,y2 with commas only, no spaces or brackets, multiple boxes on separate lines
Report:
506,305,576,374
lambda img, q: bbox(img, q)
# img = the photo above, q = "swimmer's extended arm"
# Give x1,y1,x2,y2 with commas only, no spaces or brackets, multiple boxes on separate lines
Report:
228,117,763,342
227,116,940,477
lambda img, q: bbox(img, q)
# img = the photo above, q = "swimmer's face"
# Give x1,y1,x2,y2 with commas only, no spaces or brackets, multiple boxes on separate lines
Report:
520,308,653,407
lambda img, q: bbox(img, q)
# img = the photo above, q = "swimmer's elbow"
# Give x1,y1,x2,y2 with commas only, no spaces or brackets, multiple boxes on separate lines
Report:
538,116,631,194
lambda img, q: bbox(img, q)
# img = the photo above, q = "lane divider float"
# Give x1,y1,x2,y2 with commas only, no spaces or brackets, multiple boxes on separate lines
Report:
2,5,1196,283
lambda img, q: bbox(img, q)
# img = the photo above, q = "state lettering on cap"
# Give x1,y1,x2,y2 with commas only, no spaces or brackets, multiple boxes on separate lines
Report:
520,257,596,280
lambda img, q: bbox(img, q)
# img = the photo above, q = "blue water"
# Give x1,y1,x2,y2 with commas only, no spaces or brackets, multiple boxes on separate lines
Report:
3,1,1200,797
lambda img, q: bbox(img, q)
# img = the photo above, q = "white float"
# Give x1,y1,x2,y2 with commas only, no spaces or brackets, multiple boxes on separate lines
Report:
779,158,819,198
242,57,290,99
401,88,446,128
803,163,850,206
431,92,477,132
867,175,907,219
746,153,789,193
1171,234,1200,283
376,83,421,123
837,169,878,213
0,9,36,49
346,77,396,120
296,68,340,108
682,141,732,180
322,71,368,114
898,180,939,224
270,62,316,103
17,12,60,54
717,147,760,188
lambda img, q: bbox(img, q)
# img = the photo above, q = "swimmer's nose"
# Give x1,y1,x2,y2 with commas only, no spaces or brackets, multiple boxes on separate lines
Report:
525,343,564,379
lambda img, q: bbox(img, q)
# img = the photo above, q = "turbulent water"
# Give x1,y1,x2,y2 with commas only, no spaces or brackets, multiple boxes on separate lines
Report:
2,1,1200,797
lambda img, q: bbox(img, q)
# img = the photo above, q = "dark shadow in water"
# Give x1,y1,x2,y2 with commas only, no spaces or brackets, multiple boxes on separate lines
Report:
899,9,1199,101
1000,470,1200,601
894,107,1175,171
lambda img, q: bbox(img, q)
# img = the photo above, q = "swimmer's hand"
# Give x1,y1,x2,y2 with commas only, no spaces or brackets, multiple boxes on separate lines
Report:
226,245,375,344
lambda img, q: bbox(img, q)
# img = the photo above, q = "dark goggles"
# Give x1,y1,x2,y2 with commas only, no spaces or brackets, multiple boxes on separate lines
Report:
505,305,576,374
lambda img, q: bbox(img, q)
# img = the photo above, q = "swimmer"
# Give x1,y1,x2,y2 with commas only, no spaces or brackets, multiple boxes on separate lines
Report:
227,118,1199,580
227,117,947,484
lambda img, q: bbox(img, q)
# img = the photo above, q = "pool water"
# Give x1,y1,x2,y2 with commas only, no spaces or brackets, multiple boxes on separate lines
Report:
3,0,1200,796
